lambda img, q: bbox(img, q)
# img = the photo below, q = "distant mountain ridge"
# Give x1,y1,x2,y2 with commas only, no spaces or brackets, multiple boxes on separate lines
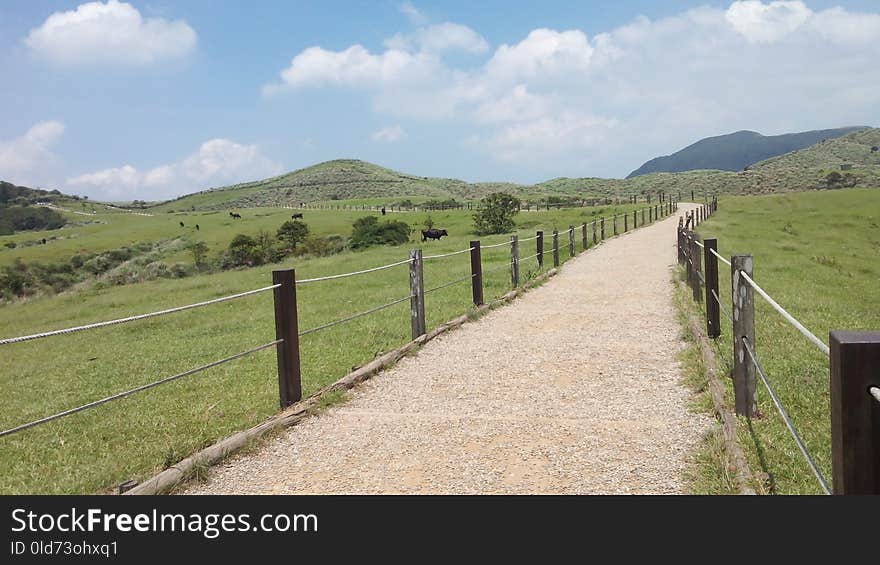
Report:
627,126,869,178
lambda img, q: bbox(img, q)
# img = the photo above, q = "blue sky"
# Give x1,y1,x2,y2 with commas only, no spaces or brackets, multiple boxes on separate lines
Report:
1,0,879,201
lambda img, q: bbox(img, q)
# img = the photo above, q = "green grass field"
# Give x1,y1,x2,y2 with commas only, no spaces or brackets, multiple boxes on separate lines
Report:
0,200,665,494
694,188,880,494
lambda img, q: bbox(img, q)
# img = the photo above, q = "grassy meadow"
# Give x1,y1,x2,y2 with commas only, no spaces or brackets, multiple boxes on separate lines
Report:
693,188,880,494
0,200,663,494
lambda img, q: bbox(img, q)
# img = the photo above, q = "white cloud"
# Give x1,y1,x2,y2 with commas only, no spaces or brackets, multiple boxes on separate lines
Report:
486,29,594,81
725,1,811,43
385,22,489,54
25,0,197,65
482,113,618,163
0,121,65,183
399,2,427,25
372,125,406,143
67,139,282,200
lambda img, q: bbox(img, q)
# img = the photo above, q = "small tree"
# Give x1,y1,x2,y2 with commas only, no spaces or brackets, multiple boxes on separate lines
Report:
227,234,262,266
473,192,521,235
190,241,209,268
277,220,309,250
423,215,435,230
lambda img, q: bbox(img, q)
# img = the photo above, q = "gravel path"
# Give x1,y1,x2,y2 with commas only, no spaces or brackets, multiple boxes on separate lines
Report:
182,205,710,494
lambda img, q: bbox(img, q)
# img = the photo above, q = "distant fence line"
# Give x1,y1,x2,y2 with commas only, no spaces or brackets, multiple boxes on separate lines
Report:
0,200,679,444
678,202,880,495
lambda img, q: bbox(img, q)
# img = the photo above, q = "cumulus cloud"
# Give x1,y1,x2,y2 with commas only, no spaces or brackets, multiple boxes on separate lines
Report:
399,2,427,25
67,139,282,200
0,121,65,184
266,1,880,176
385,22,489,54
371,125,406,143
25,0,197,65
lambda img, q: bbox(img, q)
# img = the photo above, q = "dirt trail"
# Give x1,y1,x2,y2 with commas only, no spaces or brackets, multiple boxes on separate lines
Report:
183,204,710,494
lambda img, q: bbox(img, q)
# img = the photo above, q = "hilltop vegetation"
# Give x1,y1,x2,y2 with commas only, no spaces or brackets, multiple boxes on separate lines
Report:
0,181,68,235
627,127,866,178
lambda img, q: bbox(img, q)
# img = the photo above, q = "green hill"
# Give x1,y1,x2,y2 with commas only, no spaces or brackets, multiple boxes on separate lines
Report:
627,126,868,178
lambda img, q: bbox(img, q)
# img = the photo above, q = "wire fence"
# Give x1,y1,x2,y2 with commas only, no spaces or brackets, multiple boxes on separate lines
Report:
676,201,880,495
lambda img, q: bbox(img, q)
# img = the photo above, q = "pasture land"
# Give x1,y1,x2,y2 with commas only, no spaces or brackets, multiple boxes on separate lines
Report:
694,188,880,494
0,201,648,494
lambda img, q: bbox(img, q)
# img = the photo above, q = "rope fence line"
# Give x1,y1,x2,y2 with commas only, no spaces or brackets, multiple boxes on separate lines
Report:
0,284,281,346
481,261,514,275
424,273,476,295
741,336,832,495
0,339,282,439
480,240,512,249
739,271,830,356
299,294,413,337
297,258,413,284
710,247,732,267
711,289,734,323
423,247,475,261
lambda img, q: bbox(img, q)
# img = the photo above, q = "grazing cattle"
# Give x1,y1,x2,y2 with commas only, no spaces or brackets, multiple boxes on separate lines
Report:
180,221,185,227
421,228,448,242
291,213,304,219
41,238,46,245
195,224,200,231
381,207,386,216
230,212,242,219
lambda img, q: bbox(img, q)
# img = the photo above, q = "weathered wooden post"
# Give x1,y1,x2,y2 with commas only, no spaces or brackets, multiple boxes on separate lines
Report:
273,269,302,407
537,230,544,268
600,218,605,240
409,249,426,339
691,236,702,303
552,230,560,267
582,223,588,250
830,331,880,494
592,220,598,244
568,226,575,257
685,233,694,289
704,238,721,339
731,255,757,417
510,235,520,287
640,208,644,227
469,240,483,306
649,206,653,223
613,215,618,236
624,213,628,232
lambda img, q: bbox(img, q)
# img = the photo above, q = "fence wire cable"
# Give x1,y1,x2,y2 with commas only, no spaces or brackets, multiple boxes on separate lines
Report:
424,273,476,294
482,261,513,275
423,247,475,260
0,339,282,438
741,336,832,495
0,284,281,346
299,294,413,336
739,271,830,356
710,247,732,267
711,289,734,323
519,253,541,262
517,234,539,243
480,240,511,249
297,258,413,284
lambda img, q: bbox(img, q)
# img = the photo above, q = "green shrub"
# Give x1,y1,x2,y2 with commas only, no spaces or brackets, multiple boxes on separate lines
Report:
226,234,264,267
350,216,411,249
473,192,520,235
297,235,347,257
277,220,309,250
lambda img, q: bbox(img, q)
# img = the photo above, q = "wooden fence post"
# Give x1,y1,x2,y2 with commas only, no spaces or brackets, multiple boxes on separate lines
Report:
704,238,721,339
592,220,598,244
640,208,644,227
684,233,694,288
469,240,483,306
624,213,628,232
409,249,426,339
600,218,605,240
830,331,880,494
537,230,544,268
568,226,575,257
510,235,520,287
613,215,618,236
582,223,588,251
649,206,653,223
272,269,302,408
691,236,702,303
553,230,560,267
731,254,757,418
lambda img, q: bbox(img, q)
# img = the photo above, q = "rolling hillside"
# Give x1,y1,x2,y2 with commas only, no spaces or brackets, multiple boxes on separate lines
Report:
627,127,867,178
143,128,880,212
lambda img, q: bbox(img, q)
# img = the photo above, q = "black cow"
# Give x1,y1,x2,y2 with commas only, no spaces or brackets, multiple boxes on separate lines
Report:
179,221,185,227
381,207,386,216
421,228,448,242
195,224,200,231
292,213,304,219
230,212,242,219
